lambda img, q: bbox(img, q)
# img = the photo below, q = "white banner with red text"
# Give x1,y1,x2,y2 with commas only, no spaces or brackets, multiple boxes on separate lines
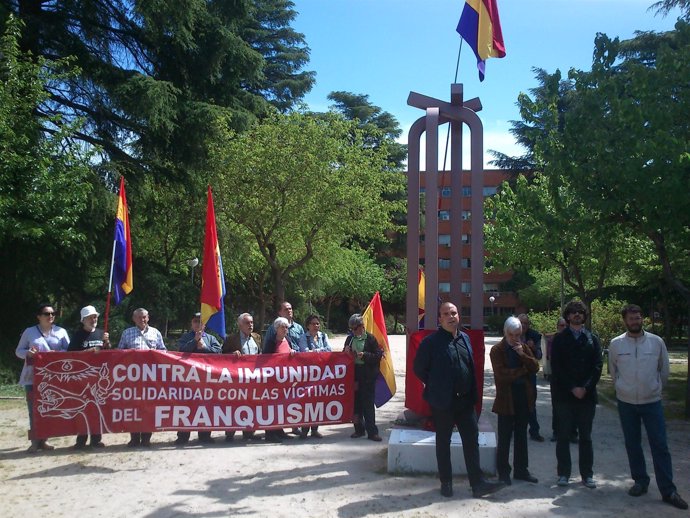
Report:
31,350,354,439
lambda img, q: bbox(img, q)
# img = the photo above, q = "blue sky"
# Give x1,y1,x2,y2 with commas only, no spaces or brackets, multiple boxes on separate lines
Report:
292,0,682,166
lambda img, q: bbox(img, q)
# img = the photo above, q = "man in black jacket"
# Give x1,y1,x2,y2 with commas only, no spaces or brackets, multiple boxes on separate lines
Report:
551,300,603,489
413,302,504,499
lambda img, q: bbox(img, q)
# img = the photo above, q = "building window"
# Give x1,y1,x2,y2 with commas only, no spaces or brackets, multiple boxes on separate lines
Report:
462,186,472,197
484,283,500,292
419,187,426,194
439,282,451,293
438,234,451,246
461,234,470,244
461,258,471,268
462,210,471,220
438,210,450,220
439,259,451,269
441,186,452,198
483,186,498,197
461,282,471,293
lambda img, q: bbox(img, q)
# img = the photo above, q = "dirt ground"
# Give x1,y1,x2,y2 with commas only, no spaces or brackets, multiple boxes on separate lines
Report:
1,334,688,518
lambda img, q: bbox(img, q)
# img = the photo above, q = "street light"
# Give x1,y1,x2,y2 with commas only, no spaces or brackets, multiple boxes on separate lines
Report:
489,295,496,316
187,257,199,284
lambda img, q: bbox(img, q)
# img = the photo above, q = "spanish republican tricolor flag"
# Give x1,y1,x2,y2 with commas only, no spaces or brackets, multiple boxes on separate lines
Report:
112,176,133,304
363,291,396,407
457,0,506,81
200,186,227,338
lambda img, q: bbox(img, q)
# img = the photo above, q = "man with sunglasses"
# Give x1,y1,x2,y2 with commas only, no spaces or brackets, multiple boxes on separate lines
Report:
551,300,603,489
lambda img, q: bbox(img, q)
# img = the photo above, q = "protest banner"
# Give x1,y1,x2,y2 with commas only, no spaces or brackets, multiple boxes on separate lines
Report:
31,351,354,439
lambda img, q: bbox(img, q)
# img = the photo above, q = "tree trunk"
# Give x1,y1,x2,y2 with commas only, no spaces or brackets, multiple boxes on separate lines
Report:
272,266,285,311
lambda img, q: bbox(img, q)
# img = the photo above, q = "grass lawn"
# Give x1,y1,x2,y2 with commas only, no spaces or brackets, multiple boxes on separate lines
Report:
600,352,689,421
0,384,24,398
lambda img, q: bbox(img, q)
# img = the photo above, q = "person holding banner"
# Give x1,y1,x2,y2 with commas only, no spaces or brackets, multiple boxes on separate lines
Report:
118,307,166,447
297,314,331,439
68,305,110,449
223,313,262,441
175,312,222,445
263,317,297,443
343,313,383,442
264,302,304,352
16,303,70,453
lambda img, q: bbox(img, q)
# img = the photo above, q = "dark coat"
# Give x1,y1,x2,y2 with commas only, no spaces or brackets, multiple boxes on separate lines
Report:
490,338,540,415
413,328,477,411
551,327,603,403
223,332,263,354
343,333,382,384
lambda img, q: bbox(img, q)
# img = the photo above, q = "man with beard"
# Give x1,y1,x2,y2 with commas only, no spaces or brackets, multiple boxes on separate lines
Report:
68,305,110,449
551,300,602,489
608,304,687,510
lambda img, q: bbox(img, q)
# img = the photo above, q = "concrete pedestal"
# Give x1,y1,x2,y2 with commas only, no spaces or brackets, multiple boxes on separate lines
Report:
387,425,496,475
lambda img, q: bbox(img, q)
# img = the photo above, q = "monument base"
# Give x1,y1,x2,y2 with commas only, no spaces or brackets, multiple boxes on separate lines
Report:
387,417,496,475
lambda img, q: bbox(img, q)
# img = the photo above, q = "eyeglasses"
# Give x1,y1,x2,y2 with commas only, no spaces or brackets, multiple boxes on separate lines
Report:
570,310,585,315
41,312,55,317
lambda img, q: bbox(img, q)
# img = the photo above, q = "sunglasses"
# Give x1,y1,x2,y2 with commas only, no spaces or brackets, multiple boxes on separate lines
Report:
569,310,585,315
41,312,56,316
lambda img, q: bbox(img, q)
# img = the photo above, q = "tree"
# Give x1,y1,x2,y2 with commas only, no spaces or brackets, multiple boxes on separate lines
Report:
210,112,403,309
4,0,314,182
0,16,106,354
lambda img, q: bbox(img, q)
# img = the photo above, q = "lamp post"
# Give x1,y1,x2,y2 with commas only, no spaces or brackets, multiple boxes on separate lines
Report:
187,257,199,284
489,295,496,316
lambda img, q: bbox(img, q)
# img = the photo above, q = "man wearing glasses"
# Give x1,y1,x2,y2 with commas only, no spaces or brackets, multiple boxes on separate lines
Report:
551,300,603,489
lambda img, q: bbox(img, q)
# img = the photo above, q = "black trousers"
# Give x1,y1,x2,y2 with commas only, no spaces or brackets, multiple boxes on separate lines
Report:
353,368,377,436
496,385,529,478
431,398,483,487
554,399,596,478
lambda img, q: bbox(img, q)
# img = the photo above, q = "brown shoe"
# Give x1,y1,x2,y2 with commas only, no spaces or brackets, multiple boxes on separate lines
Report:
368,434,383,442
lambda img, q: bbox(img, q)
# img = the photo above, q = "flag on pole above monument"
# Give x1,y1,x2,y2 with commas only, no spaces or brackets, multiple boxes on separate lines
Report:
457,0,506,81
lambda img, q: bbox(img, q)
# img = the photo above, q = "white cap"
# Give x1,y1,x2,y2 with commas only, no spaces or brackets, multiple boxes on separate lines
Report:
80,305,99,321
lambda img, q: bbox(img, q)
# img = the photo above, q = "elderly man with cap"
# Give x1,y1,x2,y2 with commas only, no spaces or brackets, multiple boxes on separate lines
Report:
68,305,110,449
175,312,222,445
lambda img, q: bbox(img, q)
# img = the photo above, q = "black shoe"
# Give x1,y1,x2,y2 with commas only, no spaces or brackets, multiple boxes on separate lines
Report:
298,432,309,440
265,433,283,443
498,475,512,486
174,437,188,446
140,440,152,448
73,442,87,450
530,435,545,442
472,480,506,498
90,442,105,449
198,436,215,444
569,435,579,444
663,492,689,510
350,431,365,438
440,481,453,497
127,440,140,448
628,483,648,497
514,472,538,483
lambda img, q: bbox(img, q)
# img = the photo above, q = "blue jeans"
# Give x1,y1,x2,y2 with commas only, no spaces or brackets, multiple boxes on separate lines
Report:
617,399,676,497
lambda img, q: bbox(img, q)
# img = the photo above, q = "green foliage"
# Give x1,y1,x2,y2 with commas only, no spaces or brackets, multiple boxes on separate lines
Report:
590,299,627,349
210,112,403,307
0,16,109,352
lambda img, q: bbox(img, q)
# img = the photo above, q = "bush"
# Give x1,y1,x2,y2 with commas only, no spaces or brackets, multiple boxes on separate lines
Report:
591,299,625,348
529,309,563,335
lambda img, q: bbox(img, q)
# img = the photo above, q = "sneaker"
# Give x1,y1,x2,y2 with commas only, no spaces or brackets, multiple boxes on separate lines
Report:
628,483,648,497
440,481,453,497
472,480,505,498
582,477,597,489
557,476,569,487
663,492,689,510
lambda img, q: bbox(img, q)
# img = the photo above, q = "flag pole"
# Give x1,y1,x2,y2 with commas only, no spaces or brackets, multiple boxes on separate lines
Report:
104,238,117,334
